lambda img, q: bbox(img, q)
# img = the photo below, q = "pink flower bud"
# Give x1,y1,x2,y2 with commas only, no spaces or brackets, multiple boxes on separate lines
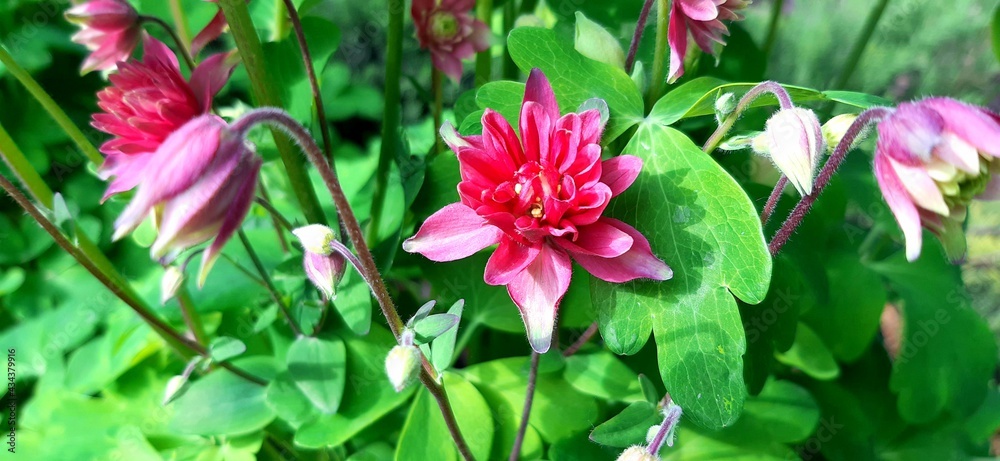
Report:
113,115,261,286
65,0,141,73
293,225,347,302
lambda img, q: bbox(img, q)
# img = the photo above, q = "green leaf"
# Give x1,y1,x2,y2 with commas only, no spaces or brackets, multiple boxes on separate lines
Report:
802,254,886,363
410,300,437,325
868,243,998,423
589,401,661,448
775,323,840,381
265,372,319,429
993,4,1000,63
0,267,25,296
738,379,820,444
294,326,414,449
286,336,347,414
331,269,373,335
431,300,465,375
507,27,644,142
208,336,247,363
822,91,893,109
592,123,771,429
169,357,277,436
550,431,622,461
649,77,824,126
396,373,494,461
476,81,526,130
639,374,660,404
564,352,643,402
412,313,458,343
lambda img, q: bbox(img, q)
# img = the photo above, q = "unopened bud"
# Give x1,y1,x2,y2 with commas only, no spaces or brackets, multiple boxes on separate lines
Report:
646,425,661,444
514,14,545,29
616,446,659,461
385,345,422,392
758,108,825,196
292,224,335,255
574,12,625,68
822,113,858,153
715,93,737,122
303,251,346,301
161,266,184,304
162,375,189,405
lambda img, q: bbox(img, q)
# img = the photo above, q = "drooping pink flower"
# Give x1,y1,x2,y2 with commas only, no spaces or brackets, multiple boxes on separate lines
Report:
65,0,142,73
113,115,262,286
667,0,749,83
292,225,347,301
92,35,235,199
874,98,1000,262
403,69,672,353
411,0,491,81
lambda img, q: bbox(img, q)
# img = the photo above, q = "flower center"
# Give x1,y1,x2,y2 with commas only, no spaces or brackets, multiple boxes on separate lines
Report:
429,12,460,40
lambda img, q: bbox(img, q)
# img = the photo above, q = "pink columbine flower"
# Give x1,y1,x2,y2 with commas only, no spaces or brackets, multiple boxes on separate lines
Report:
292,225,347,301
65,0,142,74
92,35,235,200
403,69,672,353
112,115,262,286
411,0,491,81
874,98,1000,262
668,0,749,83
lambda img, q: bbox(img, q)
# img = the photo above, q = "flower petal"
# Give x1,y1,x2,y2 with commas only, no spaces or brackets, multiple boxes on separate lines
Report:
667,3,689,83
522,68,560,121
875,153,923,261
876,103,943,164
923,98,1000,158
199,153,262,287
485,238,541,285
402,203,502,261
888,156,949,216
555,219,633,258
571,218,672,283
191,9,228,56
190,51,237,112
600,155,642,197
678,0,720,20
506,244,572,353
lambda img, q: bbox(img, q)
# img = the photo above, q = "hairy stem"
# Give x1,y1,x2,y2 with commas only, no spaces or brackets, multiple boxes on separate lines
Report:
140,15,196,70
218,0,328,226
0,45,103,165
702,81,795,153
646,0,669,108
370,0,405,244
238,230,304,337
769,107,892,255
562,322,599,357
647,402,683,455
0,173,266,386
625,0,656,75
510,352,541,461
761,175,789,226
233,108,475,460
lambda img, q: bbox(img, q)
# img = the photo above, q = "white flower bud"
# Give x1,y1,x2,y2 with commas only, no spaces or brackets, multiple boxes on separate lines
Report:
292,224,335,255
646,425,661,444
760,108,826,196
616,446,659,461
715,93,737,122
385,345,422,392
822,113,859,153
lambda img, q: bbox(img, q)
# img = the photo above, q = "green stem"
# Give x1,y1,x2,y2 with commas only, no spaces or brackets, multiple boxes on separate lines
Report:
432,67,443,157
646,0,669,109
140,15,196,71
762,0,785,60
273,0,290,41
509,352,540,461
0,172,267,386
830,0,891,91
501,0,518,80
167,0,193,51
370,0,405,244
218,0,328,226
255,196,295,232
177,287,210,345
0,45,103,165
474,0,493,86
238,230,304,337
